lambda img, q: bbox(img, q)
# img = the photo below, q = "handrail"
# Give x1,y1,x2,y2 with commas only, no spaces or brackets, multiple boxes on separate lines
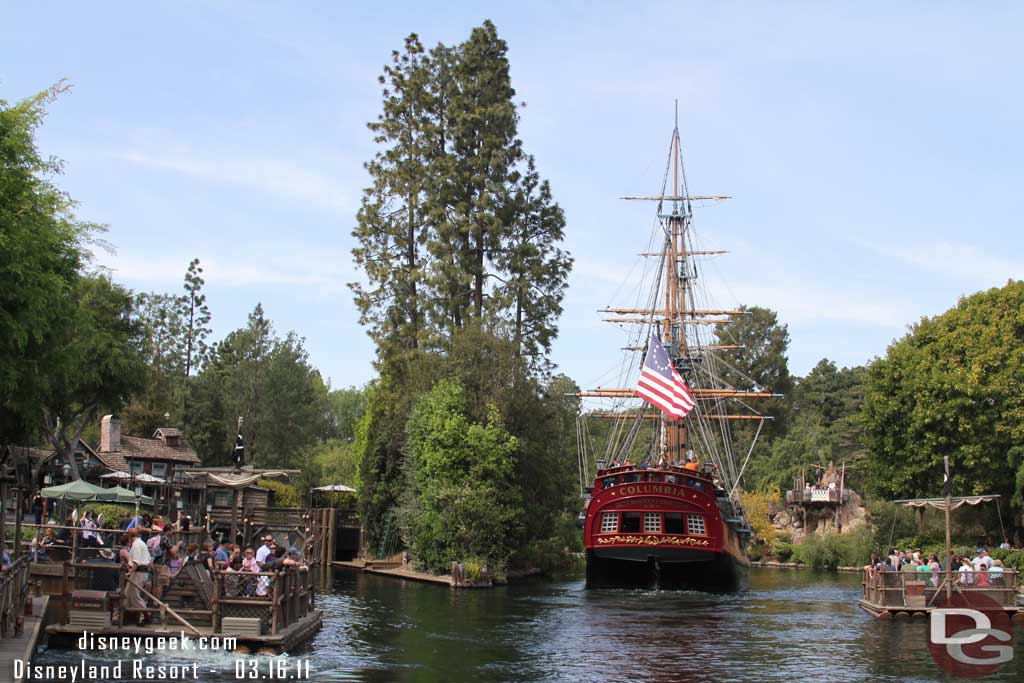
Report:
0,554,32,638
862,569,1020,607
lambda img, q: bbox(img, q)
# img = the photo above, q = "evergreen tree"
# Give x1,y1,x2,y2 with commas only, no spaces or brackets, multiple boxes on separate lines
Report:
351,34,436,361
494,156,571,363
178,258,212,378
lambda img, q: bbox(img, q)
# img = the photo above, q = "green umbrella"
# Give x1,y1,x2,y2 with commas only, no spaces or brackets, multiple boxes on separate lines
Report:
103,485,154,506
40,479,110,501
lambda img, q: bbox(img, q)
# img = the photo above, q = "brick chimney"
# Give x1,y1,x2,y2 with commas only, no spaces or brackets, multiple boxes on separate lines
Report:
100,414,121,452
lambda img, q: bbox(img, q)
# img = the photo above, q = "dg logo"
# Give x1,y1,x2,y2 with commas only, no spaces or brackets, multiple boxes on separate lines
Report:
928,592,1014,678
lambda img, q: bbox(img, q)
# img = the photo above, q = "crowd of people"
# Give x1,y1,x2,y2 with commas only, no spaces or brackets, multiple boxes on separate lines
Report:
0,506,310,626
865,546,1011,587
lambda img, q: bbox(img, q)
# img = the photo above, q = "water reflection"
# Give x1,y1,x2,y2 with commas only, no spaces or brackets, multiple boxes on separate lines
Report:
32,568,1024,682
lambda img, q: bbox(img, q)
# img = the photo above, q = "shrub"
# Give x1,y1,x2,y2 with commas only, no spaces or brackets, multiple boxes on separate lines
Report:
794,528,874,570
81,502,136,528
771,539,794,562
989,548,1024,571
259,479,302,508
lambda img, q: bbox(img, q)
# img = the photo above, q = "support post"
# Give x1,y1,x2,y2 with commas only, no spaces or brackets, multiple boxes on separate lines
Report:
230,489,239,546
271,572,280,634
944,455,952,602
14,487,24,559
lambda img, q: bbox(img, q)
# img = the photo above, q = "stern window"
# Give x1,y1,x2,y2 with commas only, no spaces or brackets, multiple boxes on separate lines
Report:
620,512,641,533
600,513,618,533
665,513,684,534
643,513,661,533
687,514,707,536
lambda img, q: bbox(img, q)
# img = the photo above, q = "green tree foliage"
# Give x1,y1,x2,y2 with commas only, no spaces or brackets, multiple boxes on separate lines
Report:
711,306,793,486
177,258,212,378
357,326,581,563
353,23,576,566
746,358,867,491
864,281,1024,506
399,379,522,573
0,84,99,442
39,275,146,479
123,258,212,436
185,304,330,467
352,22,571,366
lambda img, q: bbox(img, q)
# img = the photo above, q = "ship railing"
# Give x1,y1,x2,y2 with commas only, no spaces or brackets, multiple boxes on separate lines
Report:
57,561,313,636
862,569,1019,608
0,554,31,638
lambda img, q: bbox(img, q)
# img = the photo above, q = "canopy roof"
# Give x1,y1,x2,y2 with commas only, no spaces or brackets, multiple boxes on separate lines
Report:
893,494,1000,511
41,480,110,500
41,479,154,505
104,485,155,506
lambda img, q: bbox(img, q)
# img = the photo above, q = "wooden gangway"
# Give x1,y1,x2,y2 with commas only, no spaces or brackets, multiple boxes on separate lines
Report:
859,569,1023,618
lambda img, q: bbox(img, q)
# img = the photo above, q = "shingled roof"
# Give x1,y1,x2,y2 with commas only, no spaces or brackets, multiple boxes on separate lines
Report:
118,434,200,465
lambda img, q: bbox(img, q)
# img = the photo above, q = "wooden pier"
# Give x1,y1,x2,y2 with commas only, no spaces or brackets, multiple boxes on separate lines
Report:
859,569,1023,618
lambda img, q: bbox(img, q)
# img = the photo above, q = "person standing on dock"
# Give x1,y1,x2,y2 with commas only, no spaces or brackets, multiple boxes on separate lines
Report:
125,528,152,625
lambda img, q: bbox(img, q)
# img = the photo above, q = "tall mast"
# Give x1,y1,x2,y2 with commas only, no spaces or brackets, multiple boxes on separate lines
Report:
664,106,687,465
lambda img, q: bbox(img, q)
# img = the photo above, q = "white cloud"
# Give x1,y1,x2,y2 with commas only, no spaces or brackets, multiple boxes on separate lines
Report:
851,238,1023,285
110,142,352,213
97,247,354,294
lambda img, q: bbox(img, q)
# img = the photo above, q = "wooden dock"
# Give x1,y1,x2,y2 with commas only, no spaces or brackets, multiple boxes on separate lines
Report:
0,596,49,683
332,560,454,587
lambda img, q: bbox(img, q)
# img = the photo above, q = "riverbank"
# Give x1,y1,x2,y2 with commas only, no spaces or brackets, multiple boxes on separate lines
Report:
751,560,863,573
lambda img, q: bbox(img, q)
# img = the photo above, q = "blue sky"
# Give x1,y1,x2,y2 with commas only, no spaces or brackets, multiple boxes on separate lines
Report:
3,2,1022,393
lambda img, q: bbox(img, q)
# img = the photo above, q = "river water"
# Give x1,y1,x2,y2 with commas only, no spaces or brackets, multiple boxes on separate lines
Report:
31,567,1024,682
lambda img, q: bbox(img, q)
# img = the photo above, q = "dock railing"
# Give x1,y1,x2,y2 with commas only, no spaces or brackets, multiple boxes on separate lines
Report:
57,561,314,636
0,554,31,638
862,569,1020,608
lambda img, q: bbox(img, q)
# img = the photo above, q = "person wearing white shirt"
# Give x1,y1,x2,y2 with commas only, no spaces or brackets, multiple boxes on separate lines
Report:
255,536,273,569
125,529,152,625
972,549,994,570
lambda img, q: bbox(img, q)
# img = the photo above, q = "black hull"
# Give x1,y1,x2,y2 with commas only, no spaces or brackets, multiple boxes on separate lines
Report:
585,548,749,593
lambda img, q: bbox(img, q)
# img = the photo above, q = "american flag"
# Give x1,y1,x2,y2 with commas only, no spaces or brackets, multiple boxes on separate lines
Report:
634,329,695,418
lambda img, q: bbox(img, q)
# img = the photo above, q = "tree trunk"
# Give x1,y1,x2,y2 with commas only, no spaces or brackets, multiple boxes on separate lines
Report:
407,198,419,349
474,218,484,318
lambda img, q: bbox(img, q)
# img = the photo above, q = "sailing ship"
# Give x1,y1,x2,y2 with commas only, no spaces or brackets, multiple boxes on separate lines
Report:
577,116,777,592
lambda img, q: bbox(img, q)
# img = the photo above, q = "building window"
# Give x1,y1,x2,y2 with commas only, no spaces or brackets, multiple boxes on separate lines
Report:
687,514,707,536
664,512,684,534
151,462,167,478
643,512,661,533
213,491,232,507
600,513,618,533
620,512,642,533
129,461,143,475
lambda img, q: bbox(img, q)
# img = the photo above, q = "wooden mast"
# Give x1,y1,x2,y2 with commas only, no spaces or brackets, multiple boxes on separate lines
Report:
666,117,687,465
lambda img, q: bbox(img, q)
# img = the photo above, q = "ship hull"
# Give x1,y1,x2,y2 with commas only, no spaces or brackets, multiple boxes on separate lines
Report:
585,546,749,592
581,464,751,593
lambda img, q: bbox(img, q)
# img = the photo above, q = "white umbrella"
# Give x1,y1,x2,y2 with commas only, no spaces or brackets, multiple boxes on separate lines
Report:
101,471,166,484
312,484,356,493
